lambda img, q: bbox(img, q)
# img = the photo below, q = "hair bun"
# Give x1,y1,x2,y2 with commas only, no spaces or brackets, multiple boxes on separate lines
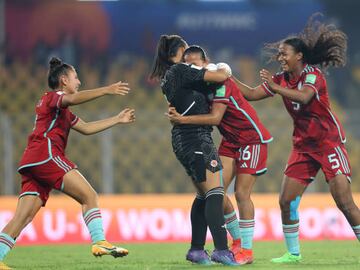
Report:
49,57,63,70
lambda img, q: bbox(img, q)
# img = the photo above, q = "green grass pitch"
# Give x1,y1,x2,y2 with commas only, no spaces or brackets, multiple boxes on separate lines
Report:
4,241,359,269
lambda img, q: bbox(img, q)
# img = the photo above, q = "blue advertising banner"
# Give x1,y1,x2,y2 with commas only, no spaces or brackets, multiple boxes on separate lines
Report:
101,0,323,55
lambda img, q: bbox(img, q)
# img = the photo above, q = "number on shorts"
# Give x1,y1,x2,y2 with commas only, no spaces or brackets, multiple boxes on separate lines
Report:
239,146,251,161
328,153,340,169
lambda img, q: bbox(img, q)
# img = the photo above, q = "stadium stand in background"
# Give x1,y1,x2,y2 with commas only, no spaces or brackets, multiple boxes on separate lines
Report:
0,54,359,195
1,0,359,195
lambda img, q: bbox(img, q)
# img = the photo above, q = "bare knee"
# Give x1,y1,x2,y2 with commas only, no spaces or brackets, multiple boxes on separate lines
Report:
81,188,98,206
279,196,291,211
280,195,301,221
235,190,251,203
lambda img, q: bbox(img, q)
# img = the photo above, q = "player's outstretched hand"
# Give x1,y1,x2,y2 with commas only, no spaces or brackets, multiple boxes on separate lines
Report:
117,108,135,124
260,69,275,88
107,81,130,96
165,107,182,124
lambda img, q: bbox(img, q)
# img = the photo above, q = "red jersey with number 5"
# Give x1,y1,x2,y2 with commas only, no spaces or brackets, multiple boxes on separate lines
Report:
213,78,272,146
261,64,346,153
18,91,79,171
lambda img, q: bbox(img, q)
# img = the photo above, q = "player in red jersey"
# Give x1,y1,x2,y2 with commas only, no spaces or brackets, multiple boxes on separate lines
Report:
233,15,360,263
167,48,272,265
0,57,135,269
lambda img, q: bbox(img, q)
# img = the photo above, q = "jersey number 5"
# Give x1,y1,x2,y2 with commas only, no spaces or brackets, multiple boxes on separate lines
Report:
328,153,340,169
291,101,300,111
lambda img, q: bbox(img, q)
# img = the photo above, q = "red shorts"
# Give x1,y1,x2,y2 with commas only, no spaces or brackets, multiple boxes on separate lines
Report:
285,144,352,185
218,140,268,175
19,155,76,206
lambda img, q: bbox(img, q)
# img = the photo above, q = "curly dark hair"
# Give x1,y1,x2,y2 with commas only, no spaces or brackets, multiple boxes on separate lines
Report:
264,13,347,68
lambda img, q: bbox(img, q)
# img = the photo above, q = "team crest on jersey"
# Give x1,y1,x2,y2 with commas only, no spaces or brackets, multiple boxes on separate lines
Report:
210,160,218,168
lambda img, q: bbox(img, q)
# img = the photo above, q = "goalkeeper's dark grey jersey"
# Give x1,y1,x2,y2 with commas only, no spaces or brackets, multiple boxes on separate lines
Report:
161,63,214,133
161,63,222,182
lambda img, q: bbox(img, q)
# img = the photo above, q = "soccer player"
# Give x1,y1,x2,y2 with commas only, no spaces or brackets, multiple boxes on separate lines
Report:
233,15,360,263
0,57,135,270
167,48,273,265
150,37,238,266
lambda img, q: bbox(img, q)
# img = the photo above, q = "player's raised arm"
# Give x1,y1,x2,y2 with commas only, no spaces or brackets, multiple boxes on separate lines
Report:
72,108,135,135
181,46,231,84
61,81,130,107
260,69,314,104
204,69,231,83
231,75,269,101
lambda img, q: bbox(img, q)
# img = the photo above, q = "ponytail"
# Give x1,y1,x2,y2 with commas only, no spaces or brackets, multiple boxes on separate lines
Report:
150,35,187,80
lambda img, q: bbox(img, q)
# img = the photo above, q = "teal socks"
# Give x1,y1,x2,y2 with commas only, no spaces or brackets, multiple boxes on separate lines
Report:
83,208,105,244
352,225,360,241
0,232,15,260
239,219,255,249
283,223,300,255
224,211,241,241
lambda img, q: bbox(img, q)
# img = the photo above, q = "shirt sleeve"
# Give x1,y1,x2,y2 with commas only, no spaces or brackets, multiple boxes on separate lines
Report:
261,82,275,96
213,80,230,105
261,74,281,97
180,64,207,86
69,111,79,127
47,91,66,109
302,70,324,97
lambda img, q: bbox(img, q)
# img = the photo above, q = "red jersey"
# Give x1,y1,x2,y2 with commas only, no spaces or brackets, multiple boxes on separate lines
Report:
18,91,79,171
262,64,346,153
213,79,272,146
